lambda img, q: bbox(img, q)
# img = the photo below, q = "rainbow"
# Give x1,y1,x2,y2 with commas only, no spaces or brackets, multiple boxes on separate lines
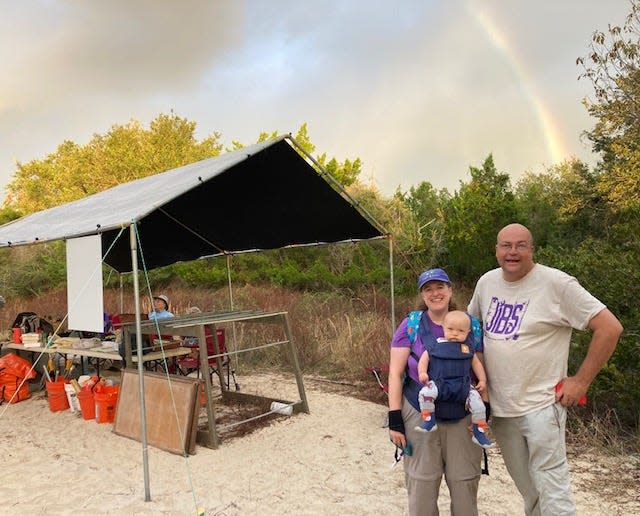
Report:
470,6,569,166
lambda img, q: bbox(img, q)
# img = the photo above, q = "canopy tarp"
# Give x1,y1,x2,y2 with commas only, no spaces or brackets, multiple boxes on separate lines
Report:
0,135,390,498
0,136,384,270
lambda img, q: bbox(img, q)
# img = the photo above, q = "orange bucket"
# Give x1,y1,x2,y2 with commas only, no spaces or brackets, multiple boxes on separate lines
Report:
94,385,119,424
77,389,95,421
46,380,69,412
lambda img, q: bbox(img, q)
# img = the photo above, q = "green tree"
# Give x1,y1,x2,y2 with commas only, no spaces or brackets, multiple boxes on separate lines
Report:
440,155,518,283
4,112,223,214
578,1,640,225
515,159,606,248
394,181,446,267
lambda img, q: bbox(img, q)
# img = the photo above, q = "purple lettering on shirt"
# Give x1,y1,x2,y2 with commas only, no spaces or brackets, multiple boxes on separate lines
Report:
485,297,528,341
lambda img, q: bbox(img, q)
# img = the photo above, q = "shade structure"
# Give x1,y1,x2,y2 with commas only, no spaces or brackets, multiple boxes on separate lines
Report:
0,135,391,501
0,136,384,270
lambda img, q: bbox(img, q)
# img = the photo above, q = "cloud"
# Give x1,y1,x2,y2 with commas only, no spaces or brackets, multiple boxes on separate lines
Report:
3,1,242,108
0,0,633,201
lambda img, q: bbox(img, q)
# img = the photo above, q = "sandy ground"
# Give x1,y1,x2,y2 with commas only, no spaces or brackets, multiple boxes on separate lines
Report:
0,372,638,516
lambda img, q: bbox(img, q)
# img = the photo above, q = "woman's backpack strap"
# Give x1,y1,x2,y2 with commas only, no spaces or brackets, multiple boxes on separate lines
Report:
468,314,483,351
406,310,423,345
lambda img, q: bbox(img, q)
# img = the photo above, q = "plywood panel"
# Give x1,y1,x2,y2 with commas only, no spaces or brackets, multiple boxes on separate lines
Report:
113,370,201,455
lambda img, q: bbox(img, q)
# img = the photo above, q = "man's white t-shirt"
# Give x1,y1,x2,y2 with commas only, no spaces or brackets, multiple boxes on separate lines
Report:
468,264,605,417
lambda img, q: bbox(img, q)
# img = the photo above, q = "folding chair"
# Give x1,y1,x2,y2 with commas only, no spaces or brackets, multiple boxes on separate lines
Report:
177,328,239,390
365,364,389,395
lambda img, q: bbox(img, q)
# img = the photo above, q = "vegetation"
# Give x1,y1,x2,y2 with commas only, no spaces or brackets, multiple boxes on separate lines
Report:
1,3,640,449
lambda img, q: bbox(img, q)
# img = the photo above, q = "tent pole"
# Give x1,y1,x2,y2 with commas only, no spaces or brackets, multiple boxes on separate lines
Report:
389,235,395,331
119,273,124,314
226,254,234,311
226,254,239,370
130,224,151,501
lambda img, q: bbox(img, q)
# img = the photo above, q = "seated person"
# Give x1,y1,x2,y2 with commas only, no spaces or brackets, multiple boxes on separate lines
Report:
119,295,174,359
148,295,174,320
148,294,175,350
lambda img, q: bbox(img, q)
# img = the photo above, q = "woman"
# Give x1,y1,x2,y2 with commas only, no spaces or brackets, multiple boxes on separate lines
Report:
148,294,174,320
388,268,483,516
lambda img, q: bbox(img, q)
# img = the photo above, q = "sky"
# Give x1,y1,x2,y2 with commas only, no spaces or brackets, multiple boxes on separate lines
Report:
0,0,633,201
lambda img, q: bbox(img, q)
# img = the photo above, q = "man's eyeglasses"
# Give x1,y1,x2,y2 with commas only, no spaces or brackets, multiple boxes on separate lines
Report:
497,242,531,251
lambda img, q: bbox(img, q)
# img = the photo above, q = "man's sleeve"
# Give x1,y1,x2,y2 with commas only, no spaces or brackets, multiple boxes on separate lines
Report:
559,276,605,330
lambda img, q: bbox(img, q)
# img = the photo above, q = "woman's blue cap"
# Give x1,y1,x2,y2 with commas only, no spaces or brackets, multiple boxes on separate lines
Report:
417,268,451,290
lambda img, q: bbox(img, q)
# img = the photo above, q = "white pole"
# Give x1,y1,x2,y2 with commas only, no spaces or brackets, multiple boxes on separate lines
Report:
119,273,124,314
226,254,239,370
130,224,151,501
389,236,395,331
226,254,234,311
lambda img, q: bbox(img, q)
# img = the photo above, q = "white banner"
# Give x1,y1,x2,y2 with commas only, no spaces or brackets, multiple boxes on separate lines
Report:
66,235,104,333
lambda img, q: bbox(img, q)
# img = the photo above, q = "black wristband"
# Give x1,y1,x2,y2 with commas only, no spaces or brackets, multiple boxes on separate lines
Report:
388,409,405,435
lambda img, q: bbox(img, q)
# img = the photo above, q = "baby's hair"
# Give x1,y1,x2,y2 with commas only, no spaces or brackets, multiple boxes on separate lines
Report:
444,310,471,330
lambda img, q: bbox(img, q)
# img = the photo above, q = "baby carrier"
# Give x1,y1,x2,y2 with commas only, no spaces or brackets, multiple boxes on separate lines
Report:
404,310,478,421
404,310,490,475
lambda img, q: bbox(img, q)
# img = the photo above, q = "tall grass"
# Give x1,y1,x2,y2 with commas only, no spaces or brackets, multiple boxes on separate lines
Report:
0,284,411,384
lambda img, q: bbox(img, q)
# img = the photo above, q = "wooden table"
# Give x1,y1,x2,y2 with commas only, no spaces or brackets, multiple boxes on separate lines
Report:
2,342,123,376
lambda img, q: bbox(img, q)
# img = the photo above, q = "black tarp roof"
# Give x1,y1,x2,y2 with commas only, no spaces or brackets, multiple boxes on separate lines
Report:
0,136,385,272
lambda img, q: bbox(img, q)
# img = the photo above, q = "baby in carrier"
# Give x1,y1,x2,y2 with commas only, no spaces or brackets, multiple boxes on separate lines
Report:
415,310,493,449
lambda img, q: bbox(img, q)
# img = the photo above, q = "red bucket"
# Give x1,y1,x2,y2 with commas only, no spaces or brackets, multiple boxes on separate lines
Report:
94,385,119,424
45,380,69,412
77,389,95,420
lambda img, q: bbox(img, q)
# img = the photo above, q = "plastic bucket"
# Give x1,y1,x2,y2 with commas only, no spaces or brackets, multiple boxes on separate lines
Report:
77,389,95,420
94,386,119,424
46,380,69,412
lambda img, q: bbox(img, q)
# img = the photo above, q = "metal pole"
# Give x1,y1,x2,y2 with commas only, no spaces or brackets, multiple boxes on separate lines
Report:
130,224,151,501
389,235,395,331
282,312,309,413
226,254,234,311
119,273,124,314
226,254,239,370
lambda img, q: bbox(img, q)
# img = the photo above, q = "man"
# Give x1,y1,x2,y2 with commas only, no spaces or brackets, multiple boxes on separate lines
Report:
468,223,622,516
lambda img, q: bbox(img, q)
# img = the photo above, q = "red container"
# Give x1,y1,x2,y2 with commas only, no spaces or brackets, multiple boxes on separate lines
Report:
12,327,22,344
94,385,119,424
45,380,69,412
77,389,95,420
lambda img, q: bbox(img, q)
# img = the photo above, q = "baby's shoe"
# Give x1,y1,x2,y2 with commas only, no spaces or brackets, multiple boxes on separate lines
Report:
415,413,437,433
471,422,494,449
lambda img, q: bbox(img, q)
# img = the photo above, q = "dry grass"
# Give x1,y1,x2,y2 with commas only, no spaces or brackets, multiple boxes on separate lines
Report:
0,284,401,380
566,407,640,455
